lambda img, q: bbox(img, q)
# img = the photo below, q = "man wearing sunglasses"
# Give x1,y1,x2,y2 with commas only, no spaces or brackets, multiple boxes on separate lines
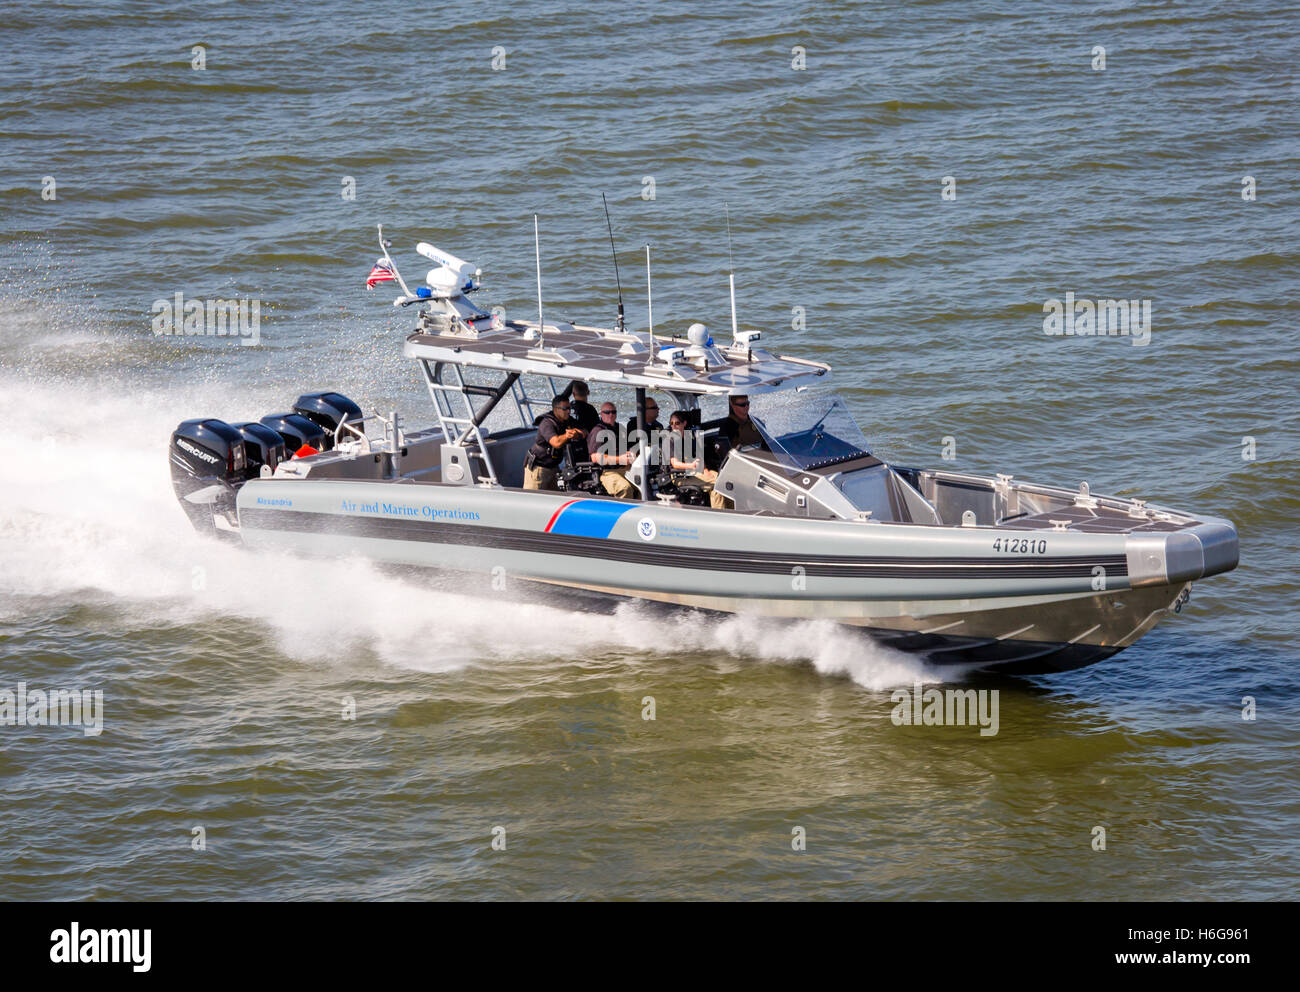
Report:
623,398,664,442
720,394,765,449
710,394,767,509
587,402,638,498
623,398,665,474
523,395,586,490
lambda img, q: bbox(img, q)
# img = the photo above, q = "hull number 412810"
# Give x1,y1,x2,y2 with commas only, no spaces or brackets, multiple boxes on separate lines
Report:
993,538,1047,554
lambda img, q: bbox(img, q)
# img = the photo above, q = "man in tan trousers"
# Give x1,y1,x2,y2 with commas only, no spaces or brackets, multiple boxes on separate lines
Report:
587,401,638,498
523,395,585,490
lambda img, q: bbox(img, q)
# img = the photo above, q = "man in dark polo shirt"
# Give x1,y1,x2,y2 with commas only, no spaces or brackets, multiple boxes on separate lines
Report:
523,395,586,490
624,397,664,473
712,394,767,509
559,380,599,433
624,397,663,443
720,394,765,449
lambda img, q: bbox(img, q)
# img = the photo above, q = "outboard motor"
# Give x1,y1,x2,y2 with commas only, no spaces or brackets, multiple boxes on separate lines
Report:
260,413,328,454
230,422,288,480
169,419,245,536
292,391,363,447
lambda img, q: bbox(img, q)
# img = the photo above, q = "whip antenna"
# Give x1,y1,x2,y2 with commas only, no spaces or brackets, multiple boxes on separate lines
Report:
601,193,625,333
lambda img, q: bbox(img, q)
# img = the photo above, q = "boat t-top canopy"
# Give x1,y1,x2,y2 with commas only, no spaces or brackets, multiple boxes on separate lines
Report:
402,316,831,397
373,228,832,397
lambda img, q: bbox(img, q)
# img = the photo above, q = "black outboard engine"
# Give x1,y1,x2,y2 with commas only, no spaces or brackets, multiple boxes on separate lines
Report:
260,413,328,454
169,419,246,536
230,422,288,480
292,391,363,447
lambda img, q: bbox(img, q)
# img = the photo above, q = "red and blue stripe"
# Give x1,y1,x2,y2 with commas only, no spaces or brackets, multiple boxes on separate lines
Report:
543,499,636,538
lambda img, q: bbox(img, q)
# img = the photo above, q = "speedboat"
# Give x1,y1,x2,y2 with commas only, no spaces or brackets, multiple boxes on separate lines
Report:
168,227,1239,674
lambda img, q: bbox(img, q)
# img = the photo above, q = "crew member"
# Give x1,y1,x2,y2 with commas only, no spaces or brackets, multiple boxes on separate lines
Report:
560,380,599,433
720,394,766,449
710,395,766,509
666,410,717,499
524,395,585,490
625,397,663,469
588,402,638,498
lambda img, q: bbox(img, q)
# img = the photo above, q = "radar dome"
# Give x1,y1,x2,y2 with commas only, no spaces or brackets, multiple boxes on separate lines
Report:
426,266,463,298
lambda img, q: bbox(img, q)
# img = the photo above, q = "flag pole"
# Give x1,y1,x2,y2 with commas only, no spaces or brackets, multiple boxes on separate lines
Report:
376,224,413,298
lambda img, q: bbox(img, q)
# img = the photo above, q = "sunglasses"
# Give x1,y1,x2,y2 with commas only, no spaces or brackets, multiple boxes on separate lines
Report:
600,409,616,416
733,401,749,408
556,404,571,411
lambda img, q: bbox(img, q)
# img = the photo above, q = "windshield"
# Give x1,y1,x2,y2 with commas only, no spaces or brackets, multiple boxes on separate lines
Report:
749,391,872,471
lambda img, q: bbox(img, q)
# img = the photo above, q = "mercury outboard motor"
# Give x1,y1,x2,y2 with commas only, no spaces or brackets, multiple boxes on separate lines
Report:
260,413,328,454
292,391,363,447
169,419,245,536
230,422,288,480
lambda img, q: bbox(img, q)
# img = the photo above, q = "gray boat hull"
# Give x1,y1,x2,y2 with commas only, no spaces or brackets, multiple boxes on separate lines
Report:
234,478,1221,674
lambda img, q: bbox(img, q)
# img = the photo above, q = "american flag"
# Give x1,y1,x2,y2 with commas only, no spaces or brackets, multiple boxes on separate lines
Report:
366,260,396,290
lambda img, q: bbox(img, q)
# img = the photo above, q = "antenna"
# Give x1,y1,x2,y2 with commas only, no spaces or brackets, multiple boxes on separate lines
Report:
645,244,654,356
534,215,545,343
725,204,739,345
601,193,625,333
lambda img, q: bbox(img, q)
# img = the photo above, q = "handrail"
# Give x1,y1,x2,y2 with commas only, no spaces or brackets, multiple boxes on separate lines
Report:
418,360,500,485
332,415,372,454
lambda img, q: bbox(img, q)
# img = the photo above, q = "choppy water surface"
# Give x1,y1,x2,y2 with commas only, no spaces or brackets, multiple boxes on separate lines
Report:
1,1,1297,900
